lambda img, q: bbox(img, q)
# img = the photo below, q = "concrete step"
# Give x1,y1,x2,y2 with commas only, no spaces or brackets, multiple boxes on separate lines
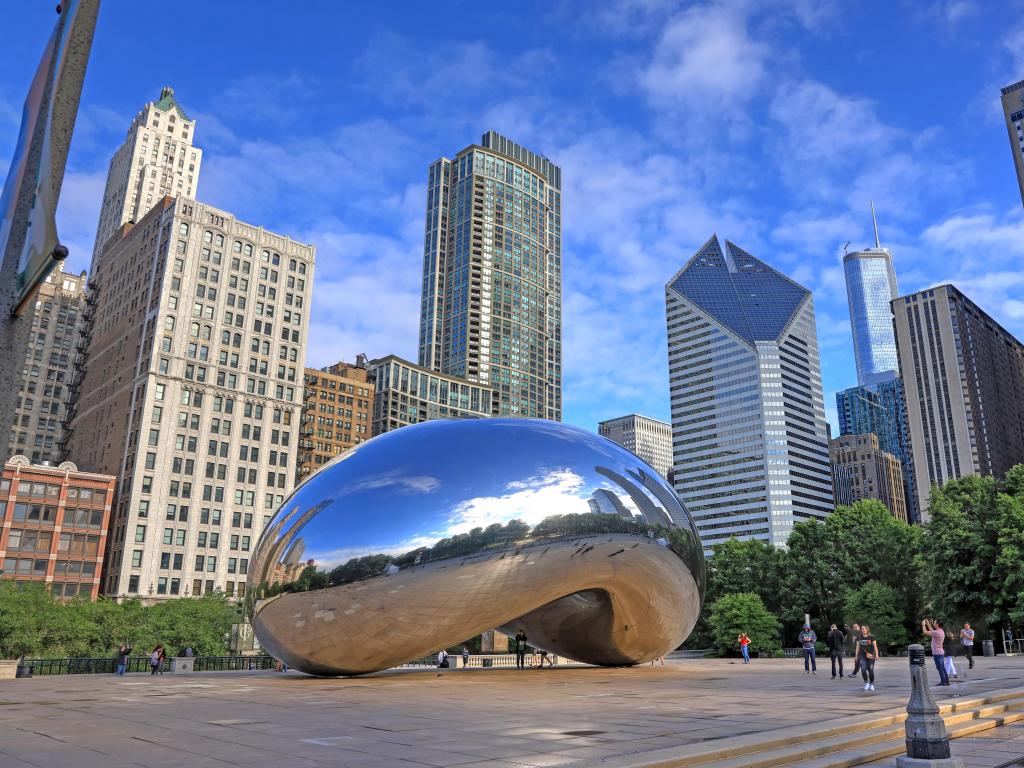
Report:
792,709,1024,768
587,688,1024,768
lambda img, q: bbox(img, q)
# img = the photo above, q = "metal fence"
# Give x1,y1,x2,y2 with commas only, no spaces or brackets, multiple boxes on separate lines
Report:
20,655,272,675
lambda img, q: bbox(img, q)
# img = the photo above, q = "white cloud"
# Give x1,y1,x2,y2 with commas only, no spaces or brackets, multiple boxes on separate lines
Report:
638,4,767,110
445,469,590,535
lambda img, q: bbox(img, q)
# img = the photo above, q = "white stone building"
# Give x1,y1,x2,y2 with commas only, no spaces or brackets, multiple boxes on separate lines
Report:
597,414,673,480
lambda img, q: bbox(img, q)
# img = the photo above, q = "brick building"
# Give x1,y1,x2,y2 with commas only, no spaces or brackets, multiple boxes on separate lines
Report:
297,359,374,482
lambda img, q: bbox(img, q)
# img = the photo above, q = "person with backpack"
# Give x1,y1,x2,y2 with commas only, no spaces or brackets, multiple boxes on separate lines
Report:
826,624,845,679
514,630,528,669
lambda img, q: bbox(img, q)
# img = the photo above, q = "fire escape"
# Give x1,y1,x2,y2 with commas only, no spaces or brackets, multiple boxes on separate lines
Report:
56,281,98,462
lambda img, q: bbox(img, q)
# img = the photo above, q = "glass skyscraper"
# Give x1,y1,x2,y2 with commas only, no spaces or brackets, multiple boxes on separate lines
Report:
844,239,898,386
419,132,562,420
836,378,919,522
666,236,833,552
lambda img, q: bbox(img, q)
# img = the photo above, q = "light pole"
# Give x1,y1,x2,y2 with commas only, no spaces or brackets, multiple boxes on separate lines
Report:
896,644,964,768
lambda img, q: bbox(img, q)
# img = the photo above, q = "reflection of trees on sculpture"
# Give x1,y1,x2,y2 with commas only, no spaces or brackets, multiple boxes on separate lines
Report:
258,507,703,597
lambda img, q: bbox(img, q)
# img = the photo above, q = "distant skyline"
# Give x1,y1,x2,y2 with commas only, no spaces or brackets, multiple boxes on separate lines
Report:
2,1,1024,433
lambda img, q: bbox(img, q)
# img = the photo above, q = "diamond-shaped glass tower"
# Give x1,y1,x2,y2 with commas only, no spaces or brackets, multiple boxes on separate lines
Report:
666,236,834,551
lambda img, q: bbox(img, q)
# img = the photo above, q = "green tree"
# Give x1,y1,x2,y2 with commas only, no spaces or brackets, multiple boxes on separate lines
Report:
0,582,60,658
844,580,907,651
783,518,843,630
706,537,788,615
707,592,780,656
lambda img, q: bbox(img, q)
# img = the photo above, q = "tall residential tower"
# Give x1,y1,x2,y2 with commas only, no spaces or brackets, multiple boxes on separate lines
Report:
419,132,562,420
666,236,833,551
893,285,1024,518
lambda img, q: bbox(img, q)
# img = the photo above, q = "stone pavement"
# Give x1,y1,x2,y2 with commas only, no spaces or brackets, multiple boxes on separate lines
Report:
0,656,1023,768
864,720,1024,768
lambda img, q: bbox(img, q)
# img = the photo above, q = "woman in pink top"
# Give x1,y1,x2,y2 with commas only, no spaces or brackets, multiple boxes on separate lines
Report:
922,618,950,686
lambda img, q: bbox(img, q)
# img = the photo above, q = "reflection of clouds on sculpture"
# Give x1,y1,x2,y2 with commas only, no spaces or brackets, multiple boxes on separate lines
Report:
249,418,705,676
308,534,439,570
446,468,590,535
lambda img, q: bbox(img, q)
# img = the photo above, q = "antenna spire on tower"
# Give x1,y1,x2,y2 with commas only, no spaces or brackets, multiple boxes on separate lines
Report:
871,200,881,249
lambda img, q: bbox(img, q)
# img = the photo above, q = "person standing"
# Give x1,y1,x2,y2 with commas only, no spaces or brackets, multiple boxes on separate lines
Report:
847,623,862,682
923,618,950,686
437,649,449,668
150,644,163,676
799,625,817,674
157,645,166,674
738,633,751,664
514,630,528,670
461,646,470,668
960,623,975,670
116,642,131,676
856,624,879,691
826,624,845,679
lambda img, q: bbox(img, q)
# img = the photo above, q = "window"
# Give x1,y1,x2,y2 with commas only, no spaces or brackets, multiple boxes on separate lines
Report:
131,550,142,567
135,525,146,542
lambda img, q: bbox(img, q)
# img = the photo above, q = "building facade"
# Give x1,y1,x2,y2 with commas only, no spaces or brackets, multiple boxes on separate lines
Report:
893,284,1024,517
369,355,493,436
66,197,314,598
297,360,374,482
597,413,673,480
666,236,833,552
1001,79,1024,208
7,265,87,464
1,455,115,600
828,433,907,522
92,87,202,263
831,462,855,508
844,212,899,386
835,378,918,522
418,131,562,420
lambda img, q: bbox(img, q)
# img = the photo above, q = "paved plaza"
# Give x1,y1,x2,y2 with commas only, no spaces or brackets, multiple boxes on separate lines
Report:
1,656,1023,768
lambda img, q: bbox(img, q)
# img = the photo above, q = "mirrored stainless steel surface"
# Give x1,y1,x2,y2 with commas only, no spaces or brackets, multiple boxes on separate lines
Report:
248,418,705,675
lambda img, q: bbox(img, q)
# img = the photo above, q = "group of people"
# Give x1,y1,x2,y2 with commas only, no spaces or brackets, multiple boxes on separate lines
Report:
114,643,195,675
738,619,977,692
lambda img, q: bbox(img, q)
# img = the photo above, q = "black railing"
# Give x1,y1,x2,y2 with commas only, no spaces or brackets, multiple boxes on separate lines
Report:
20,655,273,675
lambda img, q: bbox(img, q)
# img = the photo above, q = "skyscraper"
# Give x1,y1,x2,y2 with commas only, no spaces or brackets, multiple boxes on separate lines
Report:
91,87,202,263
419,131,562,420
1000,79,1024,208
829,433,907,522
835,378,918,521
893,285,1024,517
597,414,673,480
7,264,86,464
666,236,833,551
67,197,315,598
844,205,899,387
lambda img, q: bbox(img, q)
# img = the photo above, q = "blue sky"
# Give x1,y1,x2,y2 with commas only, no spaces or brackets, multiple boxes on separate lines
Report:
3,0,1024,432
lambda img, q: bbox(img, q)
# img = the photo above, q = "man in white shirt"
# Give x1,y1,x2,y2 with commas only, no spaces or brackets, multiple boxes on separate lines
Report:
960,623,975,670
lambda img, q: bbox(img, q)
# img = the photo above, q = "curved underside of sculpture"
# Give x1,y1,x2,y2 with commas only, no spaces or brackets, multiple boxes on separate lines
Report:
248,419,705,676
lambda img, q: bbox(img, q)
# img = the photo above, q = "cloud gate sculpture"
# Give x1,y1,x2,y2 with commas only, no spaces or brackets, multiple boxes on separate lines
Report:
248,419,705,675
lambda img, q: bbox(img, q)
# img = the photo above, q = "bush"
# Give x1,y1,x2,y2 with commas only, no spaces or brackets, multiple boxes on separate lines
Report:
708,592,781,656
0,582,240,659
844,580,908,652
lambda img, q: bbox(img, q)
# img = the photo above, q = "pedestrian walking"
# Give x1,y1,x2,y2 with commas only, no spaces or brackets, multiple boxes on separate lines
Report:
942,633,958,679
157,645,166,674
923,618,950,686
738,632,751,664
650,655,665,666
960,623,975,670
798,625,817,674
847,623,862,681
115,642,131,676
150,644,164,676
856,624,879,691
461,646,470,668
826,623,845,679
437,649,450,668
514,630,528,669
538,649,554,668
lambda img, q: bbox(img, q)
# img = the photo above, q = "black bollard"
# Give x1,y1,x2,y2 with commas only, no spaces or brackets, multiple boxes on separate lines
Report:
895,644,964,768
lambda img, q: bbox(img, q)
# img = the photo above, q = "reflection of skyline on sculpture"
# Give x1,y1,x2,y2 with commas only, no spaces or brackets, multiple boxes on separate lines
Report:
249,419,704,675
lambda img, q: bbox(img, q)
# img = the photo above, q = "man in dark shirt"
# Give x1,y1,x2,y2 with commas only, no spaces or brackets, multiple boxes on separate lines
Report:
514,630,528,669
826,624,845,679
847,623,862,682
